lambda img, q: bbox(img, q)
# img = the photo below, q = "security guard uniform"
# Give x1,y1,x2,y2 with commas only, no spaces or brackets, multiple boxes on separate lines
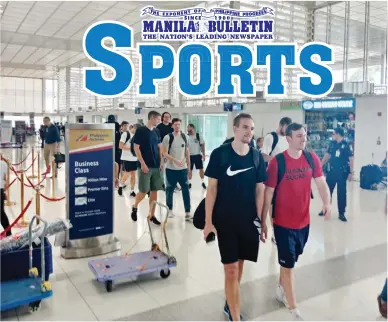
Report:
325,139,353,221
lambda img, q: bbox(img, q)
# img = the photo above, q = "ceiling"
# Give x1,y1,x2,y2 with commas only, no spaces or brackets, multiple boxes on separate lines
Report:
0,1,202,79
0,1,386,80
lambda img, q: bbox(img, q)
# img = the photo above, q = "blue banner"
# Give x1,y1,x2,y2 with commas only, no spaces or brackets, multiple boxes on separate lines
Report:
301,98,356,111
68,129,114,240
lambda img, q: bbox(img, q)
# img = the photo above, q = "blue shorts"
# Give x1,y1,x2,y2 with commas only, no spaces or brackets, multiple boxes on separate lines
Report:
274,224,309,269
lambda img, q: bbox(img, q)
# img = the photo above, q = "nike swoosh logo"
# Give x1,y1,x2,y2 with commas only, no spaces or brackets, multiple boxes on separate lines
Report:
226,166,253,176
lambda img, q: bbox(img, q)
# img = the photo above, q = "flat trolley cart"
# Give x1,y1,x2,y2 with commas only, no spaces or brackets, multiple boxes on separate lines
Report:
1,216,53,312
88,201,177,292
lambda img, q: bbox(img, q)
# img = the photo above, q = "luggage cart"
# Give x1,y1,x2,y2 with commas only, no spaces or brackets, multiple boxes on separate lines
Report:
89,201,177,292
1,216,53,312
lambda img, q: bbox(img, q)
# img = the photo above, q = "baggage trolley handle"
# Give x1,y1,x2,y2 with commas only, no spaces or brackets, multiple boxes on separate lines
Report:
28,215,51,291
147,201,173,259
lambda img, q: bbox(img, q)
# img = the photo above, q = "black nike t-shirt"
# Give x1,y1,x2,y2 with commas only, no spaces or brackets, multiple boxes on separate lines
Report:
205,144,267,225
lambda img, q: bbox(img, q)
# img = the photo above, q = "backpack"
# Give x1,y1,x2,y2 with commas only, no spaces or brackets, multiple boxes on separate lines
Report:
193,144,261,230
168,132,188,154
272,150,315,211
360,165,383,190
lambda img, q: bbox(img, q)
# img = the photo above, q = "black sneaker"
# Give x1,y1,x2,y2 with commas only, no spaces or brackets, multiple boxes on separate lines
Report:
189,183,192,189
147,191,150,198
150,216,161,226
339,213,347,222
118,187,123,196
130,191,136,198
202,182,207,189
131,207,138,222
223,302,242,321
318,211,324,216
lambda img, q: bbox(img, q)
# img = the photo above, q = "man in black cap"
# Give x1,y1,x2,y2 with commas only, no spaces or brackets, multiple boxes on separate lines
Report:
320,127,354,222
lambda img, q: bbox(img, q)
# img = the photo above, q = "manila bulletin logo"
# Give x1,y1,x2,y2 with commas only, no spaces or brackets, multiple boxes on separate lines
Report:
140,6,275,42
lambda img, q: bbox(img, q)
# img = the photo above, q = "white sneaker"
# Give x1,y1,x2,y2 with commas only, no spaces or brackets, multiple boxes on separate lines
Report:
275,284,289,308
290,308,303,321
168,210,175,218
185,213,193,221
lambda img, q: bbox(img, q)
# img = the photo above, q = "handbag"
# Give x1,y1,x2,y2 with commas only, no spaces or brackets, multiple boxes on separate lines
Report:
54,153,66,164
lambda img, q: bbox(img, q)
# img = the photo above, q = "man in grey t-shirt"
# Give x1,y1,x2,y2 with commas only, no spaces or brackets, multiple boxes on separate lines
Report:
162,118,192,221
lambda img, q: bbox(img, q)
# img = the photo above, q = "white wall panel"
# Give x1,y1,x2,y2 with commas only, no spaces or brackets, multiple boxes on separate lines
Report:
0,76,43,113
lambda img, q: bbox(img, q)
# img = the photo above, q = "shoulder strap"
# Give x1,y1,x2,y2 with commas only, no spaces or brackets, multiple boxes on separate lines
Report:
251,147,261,169
220,143,232,168
275,153,286,186
270,132,279,155
124,131,131,145
303,150,315,172
181,133,188,148
168,133,174,154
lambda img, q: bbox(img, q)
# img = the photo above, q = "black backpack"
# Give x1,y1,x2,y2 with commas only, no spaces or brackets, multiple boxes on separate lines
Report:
272,150,315,211
193,144,261,230
168,133,188,154
360,165,383,190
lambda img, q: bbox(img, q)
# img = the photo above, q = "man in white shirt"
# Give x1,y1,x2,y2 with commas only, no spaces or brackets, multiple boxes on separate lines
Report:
0,155,12,236
118,122,138,197
261,117,292,244
187,124,206,189
163,118,192,221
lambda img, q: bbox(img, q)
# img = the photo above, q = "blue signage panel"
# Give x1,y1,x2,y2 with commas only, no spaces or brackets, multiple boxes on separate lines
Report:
67,128,114,240
301,98,356,111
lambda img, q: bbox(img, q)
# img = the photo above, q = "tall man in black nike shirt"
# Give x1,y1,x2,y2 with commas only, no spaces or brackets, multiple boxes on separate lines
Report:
204,113,267,321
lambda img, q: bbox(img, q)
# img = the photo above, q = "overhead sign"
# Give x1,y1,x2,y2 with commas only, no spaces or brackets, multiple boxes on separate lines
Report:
280,101,301,111
67,125,114,240
301,98,355,111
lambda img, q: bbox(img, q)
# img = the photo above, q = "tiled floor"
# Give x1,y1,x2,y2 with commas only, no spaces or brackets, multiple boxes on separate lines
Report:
1,144,387,321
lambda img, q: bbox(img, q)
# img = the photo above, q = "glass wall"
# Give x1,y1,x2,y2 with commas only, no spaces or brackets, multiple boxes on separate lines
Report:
314,1,387,86
186,114,228,154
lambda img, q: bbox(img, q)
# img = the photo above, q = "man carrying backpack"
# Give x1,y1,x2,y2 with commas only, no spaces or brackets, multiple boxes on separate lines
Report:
320,127,354,222
118,122,137,197
203,113,267,321
261,117,292,243
162,118,192,221
263,123,331,321
187,123,206,189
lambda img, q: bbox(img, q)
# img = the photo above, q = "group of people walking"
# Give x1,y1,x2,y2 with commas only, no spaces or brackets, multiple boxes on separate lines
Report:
110,111,207,225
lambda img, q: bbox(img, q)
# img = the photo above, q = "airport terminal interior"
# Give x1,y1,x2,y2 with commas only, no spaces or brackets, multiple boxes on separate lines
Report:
0,0,387,321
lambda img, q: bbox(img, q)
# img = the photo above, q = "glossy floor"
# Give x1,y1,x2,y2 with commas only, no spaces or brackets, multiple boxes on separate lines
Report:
1,148,387,321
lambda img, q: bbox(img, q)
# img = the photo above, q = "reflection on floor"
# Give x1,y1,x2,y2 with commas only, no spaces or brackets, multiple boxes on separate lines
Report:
1,147,387,321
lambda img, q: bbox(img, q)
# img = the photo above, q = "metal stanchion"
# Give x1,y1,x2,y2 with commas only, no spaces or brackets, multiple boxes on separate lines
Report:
51,159,56,199
28,148,37,179
37,150,45,188
4,159,16,207
35,186,41,225
19,171,28,227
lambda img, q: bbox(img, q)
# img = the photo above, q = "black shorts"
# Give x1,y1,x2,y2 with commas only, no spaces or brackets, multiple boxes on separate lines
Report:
274,224,309,269
190,154,203,170
122,161,137,172
215,218,261,265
